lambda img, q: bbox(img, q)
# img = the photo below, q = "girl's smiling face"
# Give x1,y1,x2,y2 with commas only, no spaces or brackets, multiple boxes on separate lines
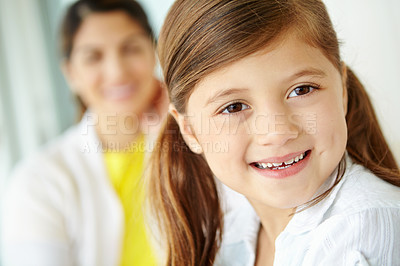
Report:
176,34,348,209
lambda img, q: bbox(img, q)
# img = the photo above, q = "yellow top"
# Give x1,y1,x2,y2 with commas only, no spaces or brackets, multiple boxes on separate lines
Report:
104,134,156,266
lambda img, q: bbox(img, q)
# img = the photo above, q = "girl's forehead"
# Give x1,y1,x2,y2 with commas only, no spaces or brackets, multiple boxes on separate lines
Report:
197,34,332,84
184,35,342,112
179,29,341,113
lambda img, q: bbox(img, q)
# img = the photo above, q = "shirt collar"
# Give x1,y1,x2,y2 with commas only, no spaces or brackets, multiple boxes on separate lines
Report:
221,193,260,245
219,154,356,262
218,198,259,266
283,154,354,235
222,154,355,243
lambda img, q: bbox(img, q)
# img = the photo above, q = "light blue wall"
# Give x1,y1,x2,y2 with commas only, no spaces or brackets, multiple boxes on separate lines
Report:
136,0,175,36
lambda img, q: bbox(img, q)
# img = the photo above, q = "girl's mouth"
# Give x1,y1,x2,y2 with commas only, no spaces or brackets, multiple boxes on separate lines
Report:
252,150,311,170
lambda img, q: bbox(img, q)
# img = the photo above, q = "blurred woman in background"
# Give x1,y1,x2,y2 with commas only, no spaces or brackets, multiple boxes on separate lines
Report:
1,0,167,265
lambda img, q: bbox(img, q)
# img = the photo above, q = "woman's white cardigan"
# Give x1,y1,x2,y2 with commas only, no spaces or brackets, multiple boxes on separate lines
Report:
2,115,126,266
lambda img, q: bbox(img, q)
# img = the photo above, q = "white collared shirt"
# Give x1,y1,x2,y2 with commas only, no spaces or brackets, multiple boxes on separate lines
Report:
216,159,400,266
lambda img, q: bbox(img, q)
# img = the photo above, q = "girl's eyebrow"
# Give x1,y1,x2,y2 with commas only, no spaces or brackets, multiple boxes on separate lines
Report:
205,88,249,107
204,68,325,107
287,67,327,81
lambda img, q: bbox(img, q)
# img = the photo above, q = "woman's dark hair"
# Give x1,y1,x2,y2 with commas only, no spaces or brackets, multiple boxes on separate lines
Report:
59,0,154,117
60,0,154,60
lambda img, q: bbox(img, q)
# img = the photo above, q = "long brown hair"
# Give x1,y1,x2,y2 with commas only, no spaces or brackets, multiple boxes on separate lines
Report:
148,0,400,265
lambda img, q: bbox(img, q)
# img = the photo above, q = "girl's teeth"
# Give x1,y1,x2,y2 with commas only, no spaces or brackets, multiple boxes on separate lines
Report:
255,151,308,170
285,158,294,165
278,165,290,170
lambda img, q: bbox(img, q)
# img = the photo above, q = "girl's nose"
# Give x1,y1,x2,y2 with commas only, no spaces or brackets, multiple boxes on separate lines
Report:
254,112,300,146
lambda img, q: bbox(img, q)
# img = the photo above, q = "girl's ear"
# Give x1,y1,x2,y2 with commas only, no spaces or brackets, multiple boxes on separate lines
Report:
341,63,348,115
169,104,203,154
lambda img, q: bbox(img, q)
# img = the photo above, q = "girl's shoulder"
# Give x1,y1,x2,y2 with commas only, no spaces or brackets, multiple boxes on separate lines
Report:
329,162,400,217
300,164,400,265
279,162,400,265
289,161,400,236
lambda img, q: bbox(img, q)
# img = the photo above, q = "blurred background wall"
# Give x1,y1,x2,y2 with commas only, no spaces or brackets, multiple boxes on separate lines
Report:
0,0,399,260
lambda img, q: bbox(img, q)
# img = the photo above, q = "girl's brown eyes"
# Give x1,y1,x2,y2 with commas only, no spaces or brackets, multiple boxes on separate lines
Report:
218,84,320,114
221,103,250,114
288,85,319,98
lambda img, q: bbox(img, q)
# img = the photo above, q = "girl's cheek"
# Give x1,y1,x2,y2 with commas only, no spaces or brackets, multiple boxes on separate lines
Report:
212,114,250,134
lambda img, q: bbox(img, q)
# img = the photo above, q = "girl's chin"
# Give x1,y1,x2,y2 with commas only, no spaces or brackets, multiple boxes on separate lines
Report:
247,187,317,210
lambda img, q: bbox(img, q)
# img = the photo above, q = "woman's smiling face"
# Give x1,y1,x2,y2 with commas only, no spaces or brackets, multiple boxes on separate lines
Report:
177,34,348,209
66,11,156,116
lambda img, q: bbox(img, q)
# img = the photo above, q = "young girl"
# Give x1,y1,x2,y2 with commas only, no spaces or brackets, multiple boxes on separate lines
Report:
148,0,400,265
